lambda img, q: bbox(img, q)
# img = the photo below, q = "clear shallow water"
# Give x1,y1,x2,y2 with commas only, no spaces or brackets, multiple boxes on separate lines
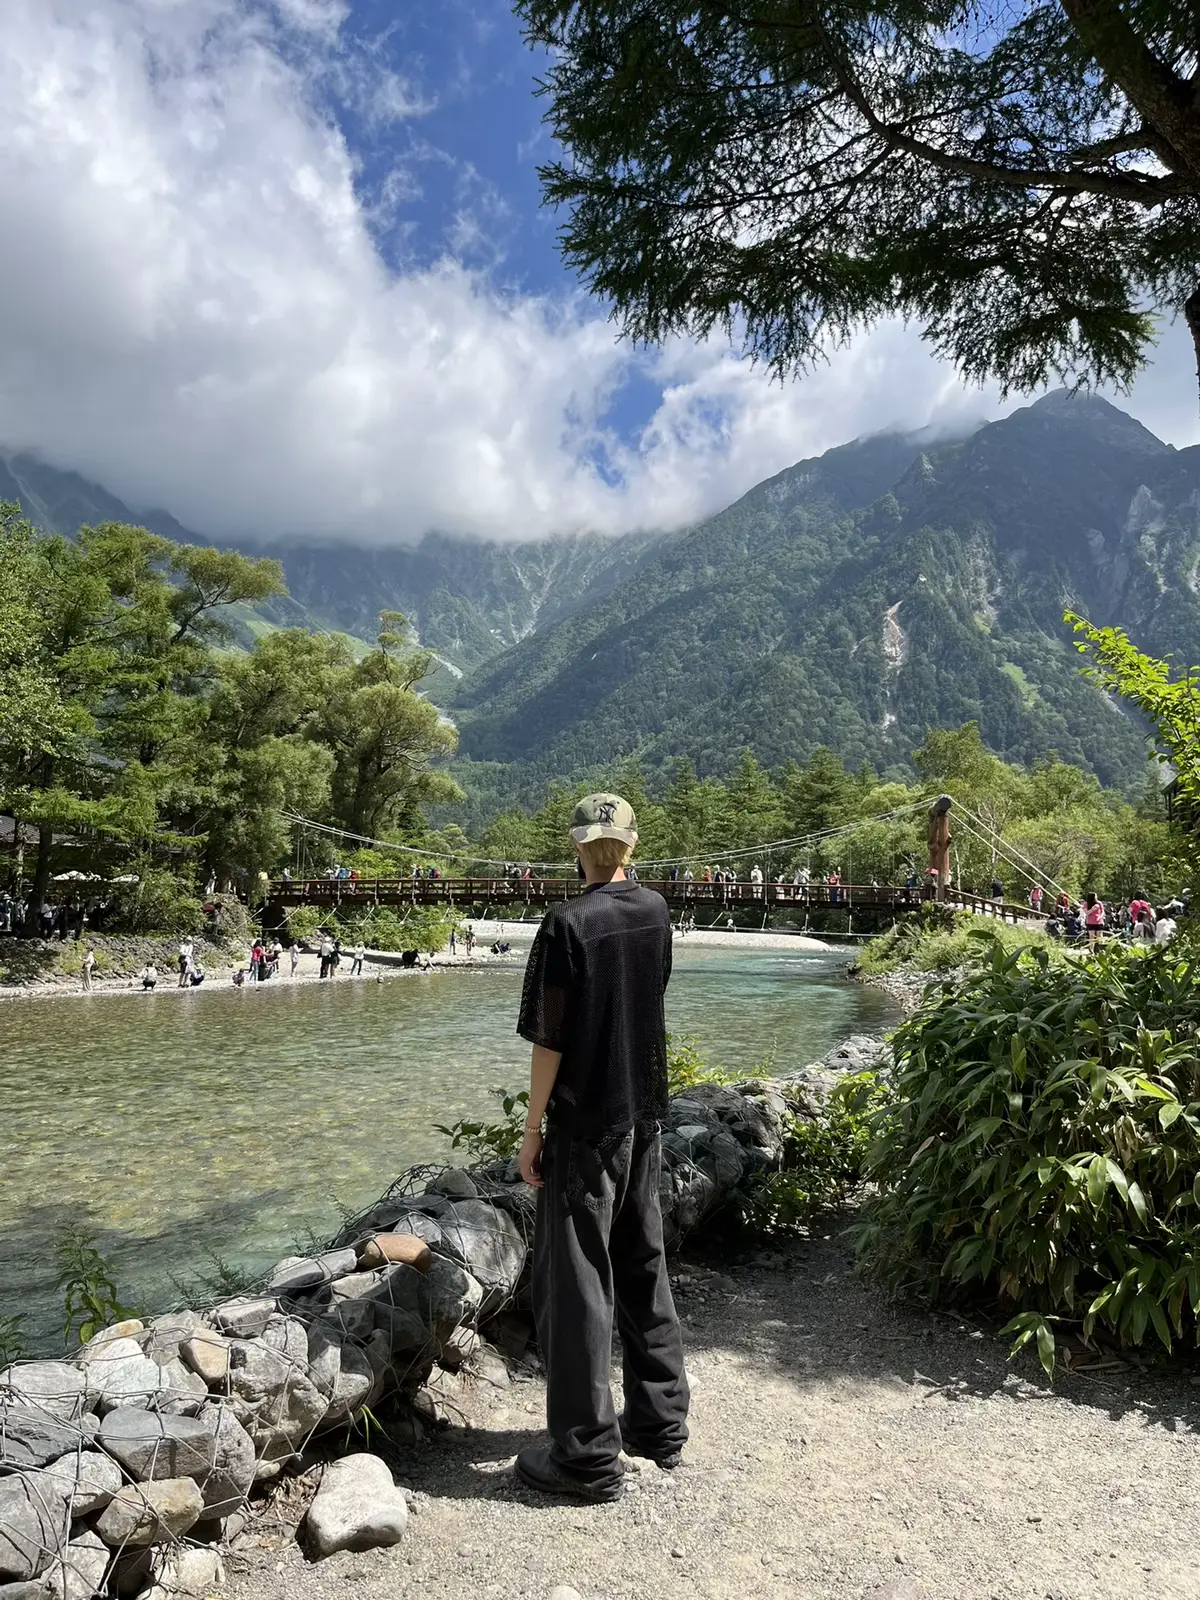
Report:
0,944,896,1347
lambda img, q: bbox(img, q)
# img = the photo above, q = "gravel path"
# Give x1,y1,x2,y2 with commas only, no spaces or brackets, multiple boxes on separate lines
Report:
224,1235,1200,1600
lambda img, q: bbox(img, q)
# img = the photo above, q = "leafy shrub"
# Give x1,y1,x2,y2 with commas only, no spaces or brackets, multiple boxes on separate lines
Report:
737,1073,882,1238
0,1313,28,1366
854,931,1200,1373
109,867,205,937
56,1226,138,1348
667,1033,733,1093
437,1089,531,1163
857,906,1061,976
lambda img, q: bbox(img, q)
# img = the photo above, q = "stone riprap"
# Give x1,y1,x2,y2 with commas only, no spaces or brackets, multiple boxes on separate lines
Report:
0,1038,882,1597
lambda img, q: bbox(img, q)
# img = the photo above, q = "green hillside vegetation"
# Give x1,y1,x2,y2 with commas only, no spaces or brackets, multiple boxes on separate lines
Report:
451,394,1200,807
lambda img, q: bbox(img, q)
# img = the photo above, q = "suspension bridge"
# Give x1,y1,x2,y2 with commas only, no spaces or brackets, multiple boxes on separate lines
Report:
266,795,1051,931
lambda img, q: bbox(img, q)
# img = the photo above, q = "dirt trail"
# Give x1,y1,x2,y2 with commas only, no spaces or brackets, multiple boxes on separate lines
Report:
225,1236,1200,1600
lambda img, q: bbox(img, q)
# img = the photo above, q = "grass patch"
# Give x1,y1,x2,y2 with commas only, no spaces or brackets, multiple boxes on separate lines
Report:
857,905,1062,976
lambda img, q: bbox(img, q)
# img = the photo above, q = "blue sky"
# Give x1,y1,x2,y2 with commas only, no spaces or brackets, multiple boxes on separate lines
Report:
0,0,1193,544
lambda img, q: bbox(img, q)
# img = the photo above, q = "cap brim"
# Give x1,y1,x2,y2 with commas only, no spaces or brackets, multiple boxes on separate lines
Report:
570,825,638,845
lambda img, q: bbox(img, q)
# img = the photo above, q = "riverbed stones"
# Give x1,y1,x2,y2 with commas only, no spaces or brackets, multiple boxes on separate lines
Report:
421,1199,526,1303
154,1359,208,1416
193,1404,254,1518
0,1364,88,1422
418,1255,484,1343
97,1409,218,1483
95,1480,203,1550
177,1331,229,1387
267,1249,357,1296
43,1531,109,1600
41,1451,123,1516
208,1298,276,1339
304,1455,407,1557
355,1234,432,1272
0,1404,88,1471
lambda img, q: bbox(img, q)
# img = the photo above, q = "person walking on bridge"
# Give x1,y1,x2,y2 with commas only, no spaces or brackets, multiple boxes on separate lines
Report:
514,791,688,1503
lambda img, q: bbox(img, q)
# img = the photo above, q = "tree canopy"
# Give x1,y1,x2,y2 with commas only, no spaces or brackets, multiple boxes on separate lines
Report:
0,506,462,915
517,0,1200,399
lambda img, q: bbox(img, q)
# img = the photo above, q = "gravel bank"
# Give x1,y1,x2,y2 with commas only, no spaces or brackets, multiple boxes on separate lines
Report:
224,1233,1200,1600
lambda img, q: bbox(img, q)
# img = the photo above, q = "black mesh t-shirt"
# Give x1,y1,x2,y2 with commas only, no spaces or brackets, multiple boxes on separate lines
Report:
517,881,672,1139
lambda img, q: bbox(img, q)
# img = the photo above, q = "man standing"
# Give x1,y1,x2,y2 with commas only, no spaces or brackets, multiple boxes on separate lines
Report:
178,937,194,987
514,793,689,1503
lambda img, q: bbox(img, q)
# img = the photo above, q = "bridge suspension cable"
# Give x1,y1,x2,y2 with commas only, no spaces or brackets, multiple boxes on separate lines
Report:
948,801,1071,901
278,799,935,876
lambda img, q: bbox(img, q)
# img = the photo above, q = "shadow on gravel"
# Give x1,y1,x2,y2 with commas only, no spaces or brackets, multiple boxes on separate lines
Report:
674,1227,1200,1442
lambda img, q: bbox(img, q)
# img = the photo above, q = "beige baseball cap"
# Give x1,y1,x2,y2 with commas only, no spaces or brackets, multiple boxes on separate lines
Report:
569,792,638,845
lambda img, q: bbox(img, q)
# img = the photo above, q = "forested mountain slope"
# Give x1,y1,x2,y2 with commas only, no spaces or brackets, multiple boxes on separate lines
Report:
0,450,656,671
453,394,1200,794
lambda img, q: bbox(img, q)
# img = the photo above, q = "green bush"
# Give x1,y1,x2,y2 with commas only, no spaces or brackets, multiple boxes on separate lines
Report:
108,867,205,937
436,1088,530,1163
857,906,1061,976
737,1073,882,1238
854,931,1200,1374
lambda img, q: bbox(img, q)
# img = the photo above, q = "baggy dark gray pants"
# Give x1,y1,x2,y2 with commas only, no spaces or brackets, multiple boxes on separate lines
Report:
533,1124,690,1492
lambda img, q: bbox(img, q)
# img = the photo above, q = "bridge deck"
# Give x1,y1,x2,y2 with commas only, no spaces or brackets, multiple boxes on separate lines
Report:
267,878,1040,925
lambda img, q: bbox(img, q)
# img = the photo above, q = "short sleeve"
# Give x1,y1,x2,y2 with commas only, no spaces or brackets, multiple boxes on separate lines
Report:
517,914,576,1051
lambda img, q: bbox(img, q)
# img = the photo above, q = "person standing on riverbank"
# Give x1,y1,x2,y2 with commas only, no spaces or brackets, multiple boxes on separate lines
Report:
81,947,95,991
514,791,688,1504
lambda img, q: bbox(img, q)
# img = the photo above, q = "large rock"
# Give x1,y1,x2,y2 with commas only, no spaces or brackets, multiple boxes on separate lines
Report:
306,1325,376,1427
43,1531,109,1600
97,1409,218,1483
95,1480,203,1550
139,1314,204,1369
377,1199,525,1304
81,1347,169,1415
304,1455,407,1557
141,1547,224,1599
355,1235,432,1272
0,1470,71,1582
353,1267,431,1357
193,1404,254,1518
226,1317,327,1466
76,1326,144,1367
424,1168,478,1200
154,1359,208,1416
208,1298,276,1339
266,1249,357,1296
0,1405,88,1471
0,1365,87,1423
41,1451,123,1516
417,1256,483,1344
177,1332,229,1387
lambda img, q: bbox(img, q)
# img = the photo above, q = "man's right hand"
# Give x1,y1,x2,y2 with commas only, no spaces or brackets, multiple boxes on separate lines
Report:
518,1127,544,1188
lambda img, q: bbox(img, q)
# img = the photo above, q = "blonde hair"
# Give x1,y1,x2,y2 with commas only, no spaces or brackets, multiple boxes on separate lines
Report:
576,836,635,872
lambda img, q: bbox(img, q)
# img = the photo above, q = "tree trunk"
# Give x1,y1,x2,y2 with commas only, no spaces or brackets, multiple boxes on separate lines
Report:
31,822,54,915
1185,287,1200,415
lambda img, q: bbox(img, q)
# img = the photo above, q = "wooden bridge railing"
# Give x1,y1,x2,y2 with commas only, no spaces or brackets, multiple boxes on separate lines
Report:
267,877,1043,924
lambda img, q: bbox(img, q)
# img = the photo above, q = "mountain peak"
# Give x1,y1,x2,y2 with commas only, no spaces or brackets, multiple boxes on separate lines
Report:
1014,389,1169,452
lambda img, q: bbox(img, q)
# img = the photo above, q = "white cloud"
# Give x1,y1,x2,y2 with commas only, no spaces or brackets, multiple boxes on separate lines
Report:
0,0,1194,549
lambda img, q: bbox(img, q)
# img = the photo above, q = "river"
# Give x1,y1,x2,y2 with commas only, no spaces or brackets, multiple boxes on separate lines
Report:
0,942,897,1350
